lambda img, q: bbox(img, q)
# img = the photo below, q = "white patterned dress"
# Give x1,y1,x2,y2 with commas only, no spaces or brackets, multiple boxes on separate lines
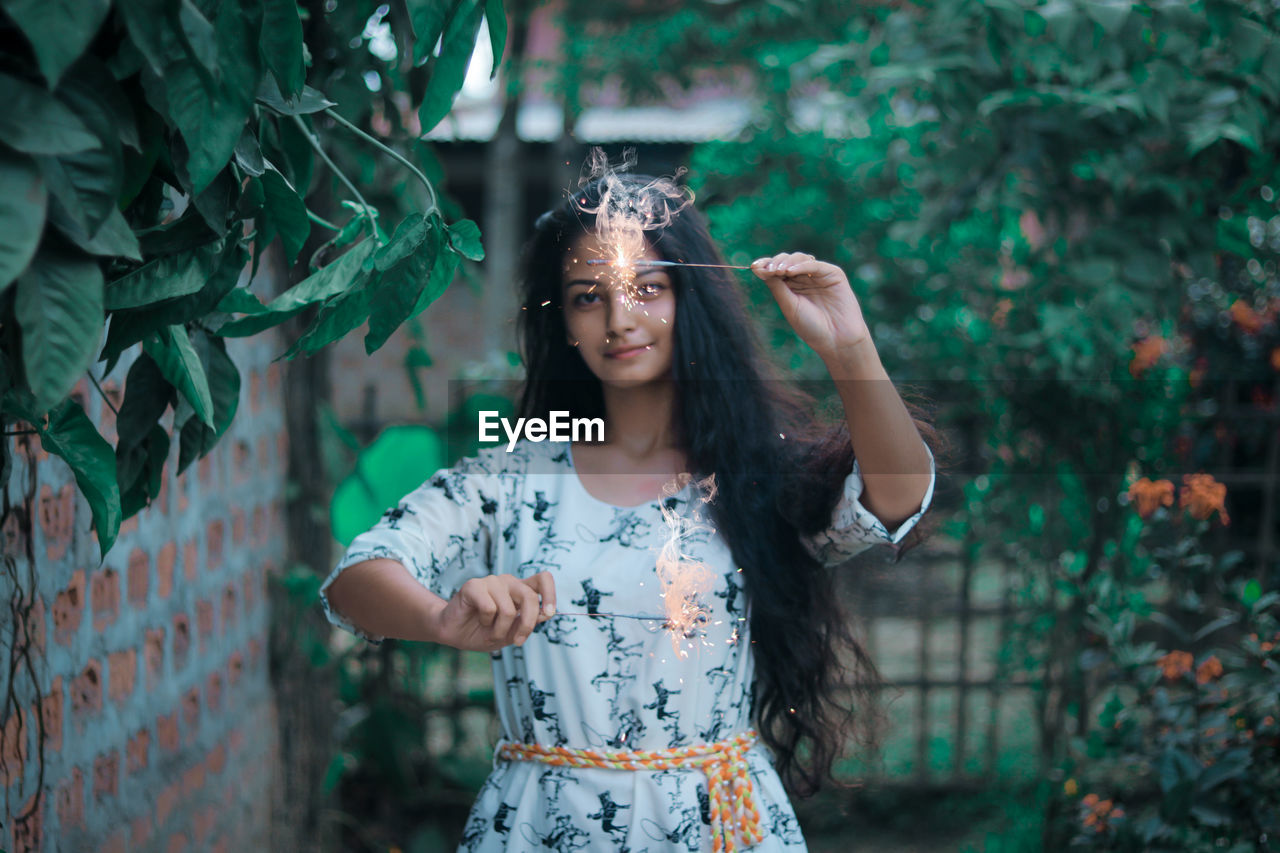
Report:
320,439,936,852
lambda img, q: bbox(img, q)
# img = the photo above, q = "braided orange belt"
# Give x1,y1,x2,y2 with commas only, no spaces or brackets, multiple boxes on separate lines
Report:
496,730,765,852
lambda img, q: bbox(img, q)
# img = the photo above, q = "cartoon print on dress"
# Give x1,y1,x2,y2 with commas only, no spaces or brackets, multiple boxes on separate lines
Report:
459,773,505,853
586,791,632,839
429,469,474,504
765,799,803,845
701,660,741,712
643,679,688,747
526,679,568,746
379,502,417,529
574,508,654,549
492,801,517,836
714,570,746,617
697,707,732,744
582,708,647,750
589,621,645,718
459,812,487,853
526,490,557,527
537,766,580,807
571,578,614,617
532,612,579,647
640,806,704,853
519,813,591,852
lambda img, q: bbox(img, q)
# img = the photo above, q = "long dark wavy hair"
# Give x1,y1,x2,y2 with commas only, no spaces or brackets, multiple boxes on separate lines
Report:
516,176,945,796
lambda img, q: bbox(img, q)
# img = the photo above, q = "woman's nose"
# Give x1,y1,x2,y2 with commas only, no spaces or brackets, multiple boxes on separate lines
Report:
605,289,639,336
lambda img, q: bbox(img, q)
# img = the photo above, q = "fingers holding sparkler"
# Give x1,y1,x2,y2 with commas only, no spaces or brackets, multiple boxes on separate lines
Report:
751,252,872,359
435,573,558,652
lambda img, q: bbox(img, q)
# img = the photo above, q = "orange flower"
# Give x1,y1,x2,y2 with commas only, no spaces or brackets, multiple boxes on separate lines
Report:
1129,336,1167,377
1158,650,1194,680
1196,655,1224,684
1230,299,1264,334
1127,477,1174,518
1180,473,1230,524
992,298,1013,329
1271,347,1280,372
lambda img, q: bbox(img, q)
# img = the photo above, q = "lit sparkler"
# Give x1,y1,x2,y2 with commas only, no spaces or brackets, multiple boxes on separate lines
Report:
655,473,718,657
585,259,751,271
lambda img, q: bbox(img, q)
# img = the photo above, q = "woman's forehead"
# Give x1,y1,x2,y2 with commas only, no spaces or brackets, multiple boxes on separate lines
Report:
561,232,661,275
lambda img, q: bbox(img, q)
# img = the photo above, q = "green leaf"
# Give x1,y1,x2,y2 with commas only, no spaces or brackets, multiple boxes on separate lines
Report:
176,332,240,473
189,165,239,233
255,77,337,116
1,0,112,88
234,129,265,176
448,218,484,260
216,286,269,315
261,0,306,99
15,249,104,414
100,242,247,363
115,354,175,454
105,247,216,310
374,214,435,272
1196,748,1251,793
46,201,142,263
144,325,214,428
0,149,48,290
129,0,259,194
260,165,311,265
136,208,221,257
365,220,445,354
216,239,375,337
274,113,314,196
0,73,99,154
36,396,121,559
1241,578,1261,606
484,0,506,77
1083,0,1130,36
34,72,124,234
407,0,452,64
283,278,376,359
418,0,485,132
410,243,459,316
329,425,444,546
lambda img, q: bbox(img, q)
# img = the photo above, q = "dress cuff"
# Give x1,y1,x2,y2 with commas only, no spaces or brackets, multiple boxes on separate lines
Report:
319,545,416,646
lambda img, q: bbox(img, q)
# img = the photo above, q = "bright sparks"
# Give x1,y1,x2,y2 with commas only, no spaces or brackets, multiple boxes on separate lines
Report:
655,473,718,657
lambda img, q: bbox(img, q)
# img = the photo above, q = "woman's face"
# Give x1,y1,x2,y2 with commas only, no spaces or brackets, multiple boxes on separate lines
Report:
560,231,676,388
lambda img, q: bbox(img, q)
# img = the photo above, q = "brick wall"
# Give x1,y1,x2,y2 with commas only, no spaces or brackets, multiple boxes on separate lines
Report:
1,335,288,853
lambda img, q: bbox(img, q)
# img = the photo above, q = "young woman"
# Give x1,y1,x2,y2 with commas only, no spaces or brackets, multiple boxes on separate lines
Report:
320,175,939,852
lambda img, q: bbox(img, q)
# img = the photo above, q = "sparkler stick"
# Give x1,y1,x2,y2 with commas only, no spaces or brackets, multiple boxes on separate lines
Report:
585,259,751,270
552,611,666,622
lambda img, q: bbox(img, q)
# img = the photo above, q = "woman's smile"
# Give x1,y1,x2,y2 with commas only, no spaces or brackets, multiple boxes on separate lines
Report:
605,343,655,359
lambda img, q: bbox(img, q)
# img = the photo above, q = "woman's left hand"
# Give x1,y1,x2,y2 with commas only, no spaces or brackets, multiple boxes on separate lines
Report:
751,252,871,360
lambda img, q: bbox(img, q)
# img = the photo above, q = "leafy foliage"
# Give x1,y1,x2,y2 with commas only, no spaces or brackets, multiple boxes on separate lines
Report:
1059,507,1279,850
0,0,505,558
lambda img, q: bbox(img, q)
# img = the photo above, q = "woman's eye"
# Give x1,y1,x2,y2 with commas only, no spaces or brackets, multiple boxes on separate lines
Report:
572,290,601,307
634,281,664,298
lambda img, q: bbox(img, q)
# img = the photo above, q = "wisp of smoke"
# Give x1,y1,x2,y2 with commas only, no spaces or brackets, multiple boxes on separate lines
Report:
570,147,694,274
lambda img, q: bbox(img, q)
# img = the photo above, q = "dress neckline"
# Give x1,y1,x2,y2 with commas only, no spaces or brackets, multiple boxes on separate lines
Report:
563,442,694,510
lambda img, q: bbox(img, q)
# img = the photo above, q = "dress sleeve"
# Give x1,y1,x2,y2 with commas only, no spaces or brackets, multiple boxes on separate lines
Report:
318,451,508,645
801,443,937,567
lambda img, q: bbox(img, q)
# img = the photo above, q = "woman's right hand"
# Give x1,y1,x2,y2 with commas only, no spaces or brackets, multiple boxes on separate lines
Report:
431,572,557,652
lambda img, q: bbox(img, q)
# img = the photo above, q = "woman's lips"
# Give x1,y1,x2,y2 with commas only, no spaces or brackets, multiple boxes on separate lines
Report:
605,344,653,359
